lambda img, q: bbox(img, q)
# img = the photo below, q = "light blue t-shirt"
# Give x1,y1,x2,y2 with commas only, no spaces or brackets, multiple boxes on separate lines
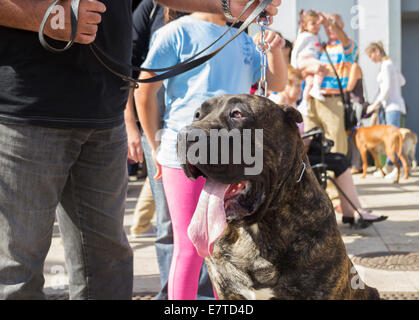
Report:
142,15,261,169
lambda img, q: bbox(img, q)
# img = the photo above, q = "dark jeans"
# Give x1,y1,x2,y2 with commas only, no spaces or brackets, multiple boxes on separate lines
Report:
0,123,133,299
141,135,214,300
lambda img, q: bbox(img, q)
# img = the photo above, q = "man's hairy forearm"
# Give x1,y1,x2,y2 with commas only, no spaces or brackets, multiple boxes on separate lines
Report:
155,0,221,14
1,0,221,33
0,0,54,32
332,24,350,48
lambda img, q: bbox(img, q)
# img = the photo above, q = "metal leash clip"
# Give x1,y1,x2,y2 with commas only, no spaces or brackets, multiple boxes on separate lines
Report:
255,12,271,98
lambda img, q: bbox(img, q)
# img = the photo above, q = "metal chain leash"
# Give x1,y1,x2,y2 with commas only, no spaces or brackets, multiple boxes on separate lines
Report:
255,13,271,97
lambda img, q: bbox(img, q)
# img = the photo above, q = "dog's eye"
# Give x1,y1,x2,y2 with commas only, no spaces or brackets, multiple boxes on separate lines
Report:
194,111,201,120
230,110,244,119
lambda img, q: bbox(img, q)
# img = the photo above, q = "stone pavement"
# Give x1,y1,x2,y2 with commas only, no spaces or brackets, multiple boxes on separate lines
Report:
43,168,419,299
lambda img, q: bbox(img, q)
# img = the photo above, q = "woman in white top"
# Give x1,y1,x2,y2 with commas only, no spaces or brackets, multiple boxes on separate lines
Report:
366,41,406,124
366,41,407,178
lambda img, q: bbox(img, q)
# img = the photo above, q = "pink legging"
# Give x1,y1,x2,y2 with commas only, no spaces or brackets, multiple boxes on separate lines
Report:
161,166,208,300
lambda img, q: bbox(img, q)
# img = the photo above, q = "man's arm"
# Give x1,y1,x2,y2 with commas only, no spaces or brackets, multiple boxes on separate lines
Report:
331,23,350,48
155,0,281,19
0,0,106,44
324,16,351,48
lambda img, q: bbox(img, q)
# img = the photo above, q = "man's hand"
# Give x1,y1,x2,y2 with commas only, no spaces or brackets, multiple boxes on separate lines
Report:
230,0,282,20
45,0,106,44
318,12,328,25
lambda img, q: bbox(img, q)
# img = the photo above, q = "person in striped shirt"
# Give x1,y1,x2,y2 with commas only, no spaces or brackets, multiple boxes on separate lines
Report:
303,13,358,155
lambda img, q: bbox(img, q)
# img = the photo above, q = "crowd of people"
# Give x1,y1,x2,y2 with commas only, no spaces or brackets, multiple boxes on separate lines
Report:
0,0,408,300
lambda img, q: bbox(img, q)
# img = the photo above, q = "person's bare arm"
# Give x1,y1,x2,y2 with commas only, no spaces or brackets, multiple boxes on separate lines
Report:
124,88,144,163
134,72,164,180
326,17,351,48
155,0,281,19
255,30,287,92
0,0,106,44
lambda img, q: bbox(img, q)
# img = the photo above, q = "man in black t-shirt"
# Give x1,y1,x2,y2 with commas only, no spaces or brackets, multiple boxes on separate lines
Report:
0,0,281,299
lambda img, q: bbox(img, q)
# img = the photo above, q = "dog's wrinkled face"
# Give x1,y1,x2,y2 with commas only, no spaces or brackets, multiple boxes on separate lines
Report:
177,94,304,257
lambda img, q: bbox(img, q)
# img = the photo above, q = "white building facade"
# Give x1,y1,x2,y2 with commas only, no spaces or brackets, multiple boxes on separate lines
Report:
265,0,418,158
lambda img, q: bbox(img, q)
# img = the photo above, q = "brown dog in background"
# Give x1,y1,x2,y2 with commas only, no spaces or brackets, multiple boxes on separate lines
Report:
399,128,418,171
354,125,409,183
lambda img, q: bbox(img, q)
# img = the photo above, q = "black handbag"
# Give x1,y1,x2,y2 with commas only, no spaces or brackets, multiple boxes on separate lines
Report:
322,46,357,131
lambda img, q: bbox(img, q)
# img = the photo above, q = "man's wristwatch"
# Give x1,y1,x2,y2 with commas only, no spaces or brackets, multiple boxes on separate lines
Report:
221,0,235,19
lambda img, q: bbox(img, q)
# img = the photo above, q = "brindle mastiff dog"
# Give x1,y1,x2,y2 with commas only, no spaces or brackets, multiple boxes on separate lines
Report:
177,94,379,300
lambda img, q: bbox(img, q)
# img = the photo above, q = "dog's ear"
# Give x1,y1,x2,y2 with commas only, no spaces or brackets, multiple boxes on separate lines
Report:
282,105,303,124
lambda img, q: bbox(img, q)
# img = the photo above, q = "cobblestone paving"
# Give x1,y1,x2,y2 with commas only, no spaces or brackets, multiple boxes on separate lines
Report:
352,252,419,271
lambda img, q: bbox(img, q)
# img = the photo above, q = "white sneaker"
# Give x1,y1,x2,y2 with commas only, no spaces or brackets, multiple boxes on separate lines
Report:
309,86,325,102
373,170,385,178
382,164,394,174
384,168,402,181
373,164,394,178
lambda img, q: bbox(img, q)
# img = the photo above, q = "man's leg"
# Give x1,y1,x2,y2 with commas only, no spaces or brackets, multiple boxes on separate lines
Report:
0,124,75,299
303,98,323,133
56,124,133,300
130,177,156,235
317,96,348,155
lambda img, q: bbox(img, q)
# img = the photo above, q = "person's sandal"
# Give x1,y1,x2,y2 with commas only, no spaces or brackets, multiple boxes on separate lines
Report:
342,216,372,229
358,210,388,224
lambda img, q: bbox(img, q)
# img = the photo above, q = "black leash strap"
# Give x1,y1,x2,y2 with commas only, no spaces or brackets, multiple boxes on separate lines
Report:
39,0,80,53
38,0,272,88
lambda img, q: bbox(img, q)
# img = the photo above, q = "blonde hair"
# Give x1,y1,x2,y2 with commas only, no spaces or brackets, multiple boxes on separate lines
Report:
366,41,390,60
299,10,319,32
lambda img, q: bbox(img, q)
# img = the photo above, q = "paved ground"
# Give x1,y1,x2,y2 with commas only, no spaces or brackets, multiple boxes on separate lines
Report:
43,167,419,299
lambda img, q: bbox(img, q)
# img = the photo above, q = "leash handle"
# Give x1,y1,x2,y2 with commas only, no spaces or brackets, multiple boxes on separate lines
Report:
39,0,80,53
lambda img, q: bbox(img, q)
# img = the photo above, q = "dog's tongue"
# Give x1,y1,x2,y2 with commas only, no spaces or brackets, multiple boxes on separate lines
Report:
188,178,229,258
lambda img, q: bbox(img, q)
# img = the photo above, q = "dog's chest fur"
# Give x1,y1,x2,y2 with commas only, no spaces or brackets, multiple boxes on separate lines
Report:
205,193,379,300
207,225,278,300
206,214,348,300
